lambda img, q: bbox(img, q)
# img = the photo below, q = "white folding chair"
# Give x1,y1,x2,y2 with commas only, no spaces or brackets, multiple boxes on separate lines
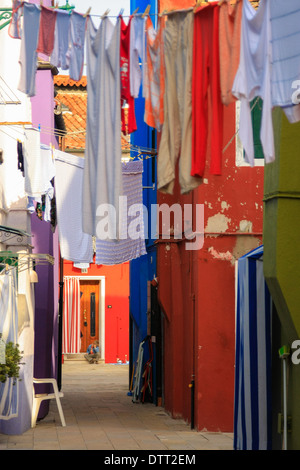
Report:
32,378,66,427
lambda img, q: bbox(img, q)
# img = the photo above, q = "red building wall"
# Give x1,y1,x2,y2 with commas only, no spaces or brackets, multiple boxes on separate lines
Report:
157,99,264,431
63,260,130,364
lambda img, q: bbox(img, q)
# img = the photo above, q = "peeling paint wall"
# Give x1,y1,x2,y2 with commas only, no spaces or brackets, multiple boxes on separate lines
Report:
157,91,264,430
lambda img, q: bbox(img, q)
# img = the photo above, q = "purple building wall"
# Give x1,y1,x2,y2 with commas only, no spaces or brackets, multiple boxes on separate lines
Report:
30,69,60,418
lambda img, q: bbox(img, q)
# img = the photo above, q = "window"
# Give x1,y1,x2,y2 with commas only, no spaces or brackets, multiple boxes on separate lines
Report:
235,99,264,167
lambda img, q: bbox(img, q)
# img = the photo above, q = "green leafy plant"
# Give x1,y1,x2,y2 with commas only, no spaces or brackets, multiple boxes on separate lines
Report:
0,337,23,385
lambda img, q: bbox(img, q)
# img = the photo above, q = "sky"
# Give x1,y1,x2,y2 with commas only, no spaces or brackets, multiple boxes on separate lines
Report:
56,0,131,21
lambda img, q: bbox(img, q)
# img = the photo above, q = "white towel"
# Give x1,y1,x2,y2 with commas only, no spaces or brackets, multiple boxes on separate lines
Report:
24,130,55,200
54,150,93,264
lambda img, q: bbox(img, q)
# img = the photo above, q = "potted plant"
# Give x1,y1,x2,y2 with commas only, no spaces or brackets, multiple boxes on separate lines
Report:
0,334,23,385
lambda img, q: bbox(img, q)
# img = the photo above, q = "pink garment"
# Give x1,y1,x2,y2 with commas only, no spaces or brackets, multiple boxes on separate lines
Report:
37,6,57,56
120,16,137,135
219,0,243,106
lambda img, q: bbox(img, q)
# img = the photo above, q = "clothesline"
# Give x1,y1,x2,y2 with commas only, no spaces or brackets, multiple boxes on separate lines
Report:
1,100,261,158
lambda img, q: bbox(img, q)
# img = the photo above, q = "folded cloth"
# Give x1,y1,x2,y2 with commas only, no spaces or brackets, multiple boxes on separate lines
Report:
54,150,93,264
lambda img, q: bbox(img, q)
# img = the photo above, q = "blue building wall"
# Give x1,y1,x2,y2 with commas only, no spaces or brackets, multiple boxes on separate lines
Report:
129,0,158,402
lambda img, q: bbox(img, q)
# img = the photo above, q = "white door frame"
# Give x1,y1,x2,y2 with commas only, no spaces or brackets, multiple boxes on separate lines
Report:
79,276,105,360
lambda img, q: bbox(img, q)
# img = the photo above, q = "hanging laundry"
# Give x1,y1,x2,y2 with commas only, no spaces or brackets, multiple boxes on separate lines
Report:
65,11,87,82
232,0,274,166
129,14,146,98
83,16,123,239
36,5,57,57
270,0,300,123
95,161,147,265
62,277,81,354
219,0,243,106
23,131,56,205
158,9,201,195
143,15,165,132
17,140,24,176
54,150,93,264
120,15,137,135
18,2,41,97
8,0,22,39
51,9,71,70
192,2,224,178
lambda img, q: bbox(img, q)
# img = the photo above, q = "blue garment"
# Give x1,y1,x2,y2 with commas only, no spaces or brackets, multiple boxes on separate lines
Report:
130,14,146,98
18,3,41,97
270,0,300,122
87,345,99,354
8,0,22,39
51,9,71,70
66,11,87,81
83,16,123,238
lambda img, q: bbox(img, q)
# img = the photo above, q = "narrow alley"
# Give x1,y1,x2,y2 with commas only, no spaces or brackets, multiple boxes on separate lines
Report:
0,359,234,452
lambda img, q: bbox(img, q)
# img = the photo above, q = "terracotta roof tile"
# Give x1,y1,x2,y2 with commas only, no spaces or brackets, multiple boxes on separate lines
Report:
54,74,87,88
54,75,130,152
55,89,87,150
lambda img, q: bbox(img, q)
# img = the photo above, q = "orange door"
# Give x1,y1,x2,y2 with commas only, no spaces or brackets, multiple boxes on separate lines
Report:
80,280,100,353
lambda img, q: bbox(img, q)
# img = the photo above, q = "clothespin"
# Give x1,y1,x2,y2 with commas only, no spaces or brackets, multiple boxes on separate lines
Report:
133,7,139,15
119,8,124,16
159,9,168,17
142,4,151,18
101,9,110,19
194,0,208,12
84,7,91,17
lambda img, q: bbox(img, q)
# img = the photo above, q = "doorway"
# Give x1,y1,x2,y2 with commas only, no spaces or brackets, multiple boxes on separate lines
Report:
80,280,99,352
79,277,105,360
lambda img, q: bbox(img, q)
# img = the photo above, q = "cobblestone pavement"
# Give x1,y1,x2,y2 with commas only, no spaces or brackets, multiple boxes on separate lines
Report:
0,360,234,452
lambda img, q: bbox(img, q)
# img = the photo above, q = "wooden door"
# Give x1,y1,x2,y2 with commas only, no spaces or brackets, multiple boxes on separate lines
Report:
80,280,100,353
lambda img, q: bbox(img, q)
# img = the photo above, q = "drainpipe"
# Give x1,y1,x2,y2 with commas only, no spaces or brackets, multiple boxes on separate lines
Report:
190,292,196,429
57,256,64,390
279,345,290,450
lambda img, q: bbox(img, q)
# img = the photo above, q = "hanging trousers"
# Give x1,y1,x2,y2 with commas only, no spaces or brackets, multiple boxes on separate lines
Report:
192,3,223,177
158,10,202,195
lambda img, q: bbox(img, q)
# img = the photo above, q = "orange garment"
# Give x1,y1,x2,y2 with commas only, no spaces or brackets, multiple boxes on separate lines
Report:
192,2,223,177
144,15,166,131
219,0,243,106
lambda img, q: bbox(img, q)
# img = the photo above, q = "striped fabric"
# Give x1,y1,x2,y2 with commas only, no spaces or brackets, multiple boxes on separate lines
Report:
95,160,147,265
0,268,19,420
62,277,81,354
234,245,272,450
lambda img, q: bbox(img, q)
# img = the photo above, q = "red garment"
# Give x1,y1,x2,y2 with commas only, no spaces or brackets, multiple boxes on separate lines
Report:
120,16,137,135
192,2,223,177
37,6,57,56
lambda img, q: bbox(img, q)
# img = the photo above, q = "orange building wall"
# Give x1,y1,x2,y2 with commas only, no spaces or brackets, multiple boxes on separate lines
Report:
63,259,130,364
